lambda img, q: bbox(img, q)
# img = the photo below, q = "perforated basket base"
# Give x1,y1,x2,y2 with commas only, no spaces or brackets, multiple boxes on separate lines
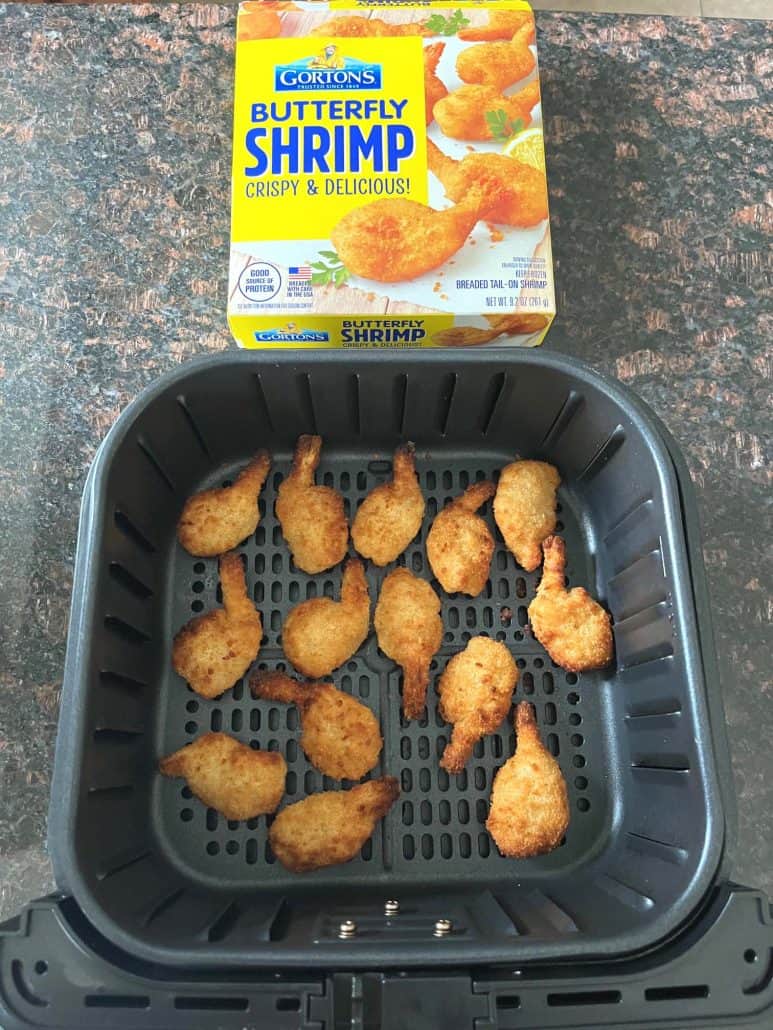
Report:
157,452,603,889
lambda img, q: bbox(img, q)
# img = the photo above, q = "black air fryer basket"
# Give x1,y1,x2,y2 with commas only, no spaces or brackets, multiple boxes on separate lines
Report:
2,351,770,1029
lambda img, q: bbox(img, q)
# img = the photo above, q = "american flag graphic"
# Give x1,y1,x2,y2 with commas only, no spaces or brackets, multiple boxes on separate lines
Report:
289,265,312,281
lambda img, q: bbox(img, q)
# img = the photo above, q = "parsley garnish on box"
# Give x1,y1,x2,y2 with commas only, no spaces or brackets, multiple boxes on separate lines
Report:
311,251,350,288
425,9,470,35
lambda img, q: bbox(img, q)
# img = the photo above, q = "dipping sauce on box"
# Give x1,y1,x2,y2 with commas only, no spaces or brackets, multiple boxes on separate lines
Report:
229,1,555,349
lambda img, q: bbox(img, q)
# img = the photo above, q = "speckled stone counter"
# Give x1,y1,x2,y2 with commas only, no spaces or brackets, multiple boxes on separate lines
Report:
0,5,770,923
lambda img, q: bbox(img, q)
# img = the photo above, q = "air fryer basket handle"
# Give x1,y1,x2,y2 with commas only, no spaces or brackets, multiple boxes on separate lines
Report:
1,887,771,1029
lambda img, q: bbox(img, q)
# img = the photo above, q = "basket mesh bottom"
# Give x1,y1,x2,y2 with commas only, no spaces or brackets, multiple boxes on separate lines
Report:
157,453,609,887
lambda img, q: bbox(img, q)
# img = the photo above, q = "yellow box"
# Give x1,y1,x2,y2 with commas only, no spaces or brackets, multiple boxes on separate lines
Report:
229,1,555,349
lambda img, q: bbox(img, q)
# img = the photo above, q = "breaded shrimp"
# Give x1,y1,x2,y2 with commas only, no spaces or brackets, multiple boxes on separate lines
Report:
177,451,270,557
487,702,569,858
438,636,518,773
424,42,447,125
172,553,262,699
374,568,442,720
237,2,281,40
310,16,429,37
276,435,348,574
528,535,614,672
332,190,497,283
282,558,370,678
432,325,501,347
484,313,550,335
426,480,495,596
458,8,534,41
427,139,548,228
431,313,549,347
251,670,381,780
456,20,536,93
269,777,399,872
351,443,425,566
433,80,541,141
159,732,286,821
493,459,560,571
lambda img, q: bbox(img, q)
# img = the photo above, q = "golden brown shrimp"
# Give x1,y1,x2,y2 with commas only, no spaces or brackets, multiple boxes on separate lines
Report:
427,139,548,228
484,313,550,334
172,553,262,699
528,535,614,672
282,558,370,679
269,777,399,872
432,314,550,348
434,80,541,142
238,2,282,40
160,732,286,821
177,451,270,557
458,9,534,42
351,443,425,566
456,20,536,93
331,190,497,283
310,15,429,37
424,42,447,125
426,480,496,596
276,434,348,574
374,568,442,720
438,637,518,773
493,459,560,572
487,701,570,858
251,670,381,780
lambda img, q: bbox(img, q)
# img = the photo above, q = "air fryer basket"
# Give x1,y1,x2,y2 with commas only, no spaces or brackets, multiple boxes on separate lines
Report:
49,351,725,968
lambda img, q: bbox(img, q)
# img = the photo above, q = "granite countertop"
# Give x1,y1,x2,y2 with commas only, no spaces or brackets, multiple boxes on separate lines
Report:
0,5,770,923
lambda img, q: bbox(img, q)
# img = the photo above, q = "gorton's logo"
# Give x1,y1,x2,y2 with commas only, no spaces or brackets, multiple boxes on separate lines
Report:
275,47,382,91
254,323,330,342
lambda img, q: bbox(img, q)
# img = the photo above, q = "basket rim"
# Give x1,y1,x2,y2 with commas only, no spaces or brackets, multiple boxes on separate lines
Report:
48,349,726,969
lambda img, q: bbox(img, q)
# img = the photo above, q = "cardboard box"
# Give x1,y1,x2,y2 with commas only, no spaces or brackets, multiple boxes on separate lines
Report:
229,1,555,349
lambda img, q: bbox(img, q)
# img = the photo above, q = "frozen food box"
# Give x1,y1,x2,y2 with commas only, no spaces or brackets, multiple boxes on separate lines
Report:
228,1,555,349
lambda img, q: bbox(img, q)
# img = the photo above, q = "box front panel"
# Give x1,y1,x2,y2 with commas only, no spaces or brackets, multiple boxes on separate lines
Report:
229,2,555,349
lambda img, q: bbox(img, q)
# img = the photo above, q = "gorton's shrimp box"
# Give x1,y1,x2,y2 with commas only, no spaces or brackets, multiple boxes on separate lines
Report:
228,1,555,349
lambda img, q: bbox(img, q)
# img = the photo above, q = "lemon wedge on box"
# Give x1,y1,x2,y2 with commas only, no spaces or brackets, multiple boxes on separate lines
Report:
503,127,546,173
